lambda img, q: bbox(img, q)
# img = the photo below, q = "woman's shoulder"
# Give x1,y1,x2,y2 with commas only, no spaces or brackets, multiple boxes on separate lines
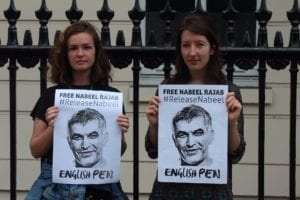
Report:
225,81,241,92
45,84,67,91
225,81,243,102
38,85,60,97
41,85,68,96
160,78,178,84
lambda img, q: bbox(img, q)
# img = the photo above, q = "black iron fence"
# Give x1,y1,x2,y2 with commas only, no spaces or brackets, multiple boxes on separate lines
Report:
0,0,298,200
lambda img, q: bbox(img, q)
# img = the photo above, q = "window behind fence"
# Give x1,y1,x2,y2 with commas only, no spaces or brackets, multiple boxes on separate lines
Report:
142,0,258,86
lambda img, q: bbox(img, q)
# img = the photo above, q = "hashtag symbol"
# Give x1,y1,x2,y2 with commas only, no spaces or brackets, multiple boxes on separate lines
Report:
60,99,64,105
163,96,168,102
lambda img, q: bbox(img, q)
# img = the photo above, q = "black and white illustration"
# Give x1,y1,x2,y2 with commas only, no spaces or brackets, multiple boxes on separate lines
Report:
158,84,228,184
52,89,123,184
67,108,108,168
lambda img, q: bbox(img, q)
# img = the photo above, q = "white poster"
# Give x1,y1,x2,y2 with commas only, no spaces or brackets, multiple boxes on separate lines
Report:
52,89,123,184
158,84,228,184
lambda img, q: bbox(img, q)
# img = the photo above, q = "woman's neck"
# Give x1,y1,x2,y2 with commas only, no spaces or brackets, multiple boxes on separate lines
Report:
72,72,91,86
189,79,205,84
189,72,206,84
188,68,207,84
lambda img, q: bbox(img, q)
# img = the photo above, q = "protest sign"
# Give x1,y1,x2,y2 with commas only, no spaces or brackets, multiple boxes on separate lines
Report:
52,89,123,184
158,84,228,184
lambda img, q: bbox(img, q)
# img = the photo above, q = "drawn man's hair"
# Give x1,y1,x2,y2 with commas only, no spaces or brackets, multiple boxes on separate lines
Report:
68,108,106,134
172,104,212,131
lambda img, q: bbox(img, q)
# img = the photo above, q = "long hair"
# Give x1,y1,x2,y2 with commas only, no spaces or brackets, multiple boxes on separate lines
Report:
49,21,112,85
171,14,225,84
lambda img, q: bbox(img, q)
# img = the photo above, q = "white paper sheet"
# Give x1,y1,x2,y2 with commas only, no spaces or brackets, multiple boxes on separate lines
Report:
158,84,228,184
52,89,123,184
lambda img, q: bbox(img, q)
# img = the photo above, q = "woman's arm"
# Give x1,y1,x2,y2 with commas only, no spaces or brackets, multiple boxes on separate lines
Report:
30,106,59,158
117,114,129,155
226,92,242,153
145,95,160,146
144,95,160,159
227,84,246,163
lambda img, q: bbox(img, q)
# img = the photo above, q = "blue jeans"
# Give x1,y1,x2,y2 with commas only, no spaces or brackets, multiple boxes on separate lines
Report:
25,162,52,200
25,162,128,200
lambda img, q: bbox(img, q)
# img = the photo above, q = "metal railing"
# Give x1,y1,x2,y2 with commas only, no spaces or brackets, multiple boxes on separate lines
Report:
0,0,298,199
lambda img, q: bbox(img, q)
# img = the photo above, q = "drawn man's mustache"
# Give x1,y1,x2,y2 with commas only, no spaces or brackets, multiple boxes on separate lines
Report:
182,144,203,150
74,150,96,159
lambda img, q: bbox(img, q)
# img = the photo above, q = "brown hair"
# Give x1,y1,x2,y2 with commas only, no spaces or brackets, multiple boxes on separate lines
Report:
171,14,225,84
49,21,111,85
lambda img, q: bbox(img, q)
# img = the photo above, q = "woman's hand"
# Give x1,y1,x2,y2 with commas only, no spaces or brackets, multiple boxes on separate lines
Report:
45,106,59,127
145,96,160,127
226,92,242,125
146,96,160,146
226,92,242,152
30,106,59,158
117,114,129,134
117,114,129,155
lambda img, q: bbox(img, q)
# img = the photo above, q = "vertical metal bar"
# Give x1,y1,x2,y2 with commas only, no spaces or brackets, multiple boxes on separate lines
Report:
4,1,20,199
97,0,114,47
8,58,18,200
222,0,238,82
255,1,271,197
160,0,175,81
226,61,234,82
286,1,299,199
35,0,52,47
289,58,298,200
132,58,140,200
128,1,145,198
39,57,48,94
163,60,171,79
257,57,266,200
65,0,83,23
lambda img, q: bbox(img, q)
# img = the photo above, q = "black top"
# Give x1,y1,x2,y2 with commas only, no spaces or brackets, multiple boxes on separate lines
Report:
30,84,121,162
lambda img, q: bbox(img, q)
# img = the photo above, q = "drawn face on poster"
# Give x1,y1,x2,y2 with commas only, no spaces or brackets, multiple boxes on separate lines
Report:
172,104,214,166
67,108,108,168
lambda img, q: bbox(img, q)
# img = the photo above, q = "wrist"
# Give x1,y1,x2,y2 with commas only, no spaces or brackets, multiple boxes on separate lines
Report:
230,120,238,127
47,124,54,129
149,123,158,130
229,121,239,135
121,138,127,146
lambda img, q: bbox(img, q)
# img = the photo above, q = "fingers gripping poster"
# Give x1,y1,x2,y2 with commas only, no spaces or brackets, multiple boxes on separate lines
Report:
158,84,228,184
53,89,123,184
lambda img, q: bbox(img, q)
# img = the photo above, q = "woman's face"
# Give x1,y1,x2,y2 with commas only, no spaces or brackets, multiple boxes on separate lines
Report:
67,32,96,74
180,30,214,74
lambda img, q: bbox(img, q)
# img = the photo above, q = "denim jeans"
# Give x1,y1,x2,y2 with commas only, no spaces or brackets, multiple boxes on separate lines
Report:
25,162,128,200
25,162,53,200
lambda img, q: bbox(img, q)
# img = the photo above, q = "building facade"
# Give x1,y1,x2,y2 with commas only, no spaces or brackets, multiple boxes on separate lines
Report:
0,0,299,199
